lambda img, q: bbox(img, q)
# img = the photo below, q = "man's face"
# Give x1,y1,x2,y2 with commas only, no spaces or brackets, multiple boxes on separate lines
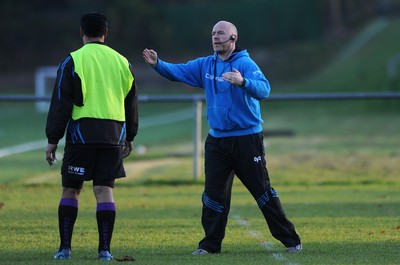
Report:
212,23,233,53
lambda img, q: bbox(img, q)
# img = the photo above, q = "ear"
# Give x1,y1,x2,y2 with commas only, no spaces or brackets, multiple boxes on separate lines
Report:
80,27,84,37
104,27,109,38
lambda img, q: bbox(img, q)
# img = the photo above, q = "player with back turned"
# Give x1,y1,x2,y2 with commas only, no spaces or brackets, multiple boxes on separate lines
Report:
45,12,138,260
143,20,302,255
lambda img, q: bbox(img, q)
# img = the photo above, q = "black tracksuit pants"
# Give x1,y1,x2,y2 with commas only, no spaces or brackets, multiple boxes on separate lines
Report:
198,133,301,253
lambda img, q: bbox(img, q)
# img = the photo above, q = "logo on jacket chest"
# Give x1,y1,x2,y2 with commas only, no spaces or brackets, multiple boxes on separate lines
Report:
206,73,224,82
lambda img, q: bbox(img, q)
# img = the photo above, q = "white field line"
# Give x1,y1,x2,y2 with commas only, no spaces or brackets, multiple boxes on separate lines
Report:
0,139,48,158
232,214,300,265
0,107,200,158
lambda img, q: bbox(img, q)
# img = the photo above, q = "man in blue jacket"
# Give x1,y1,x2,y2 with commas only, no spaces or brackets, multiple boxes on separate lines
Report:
143,20,301,255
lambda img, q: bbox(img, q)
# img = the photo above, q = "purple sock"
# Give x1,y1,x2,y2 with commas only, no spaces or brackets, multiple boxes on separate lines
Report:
96,202,116,252
58,198,78,250
97,202,116,211
60,198,78,208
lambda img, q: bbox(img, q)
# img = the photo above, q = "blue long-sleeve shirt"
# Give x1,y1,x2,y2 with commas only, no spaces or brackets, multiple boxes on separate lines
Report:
154,49,270,137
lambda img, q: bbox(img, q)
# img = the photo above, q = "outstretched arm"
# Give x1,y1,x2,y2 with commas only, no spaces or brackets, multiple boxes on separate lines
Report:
142,49,158,68
142,48,203,88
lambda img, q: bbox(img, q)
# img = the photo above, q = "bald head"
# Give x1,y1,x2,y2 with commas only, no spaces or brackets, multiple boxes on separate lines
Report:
213,21,238,38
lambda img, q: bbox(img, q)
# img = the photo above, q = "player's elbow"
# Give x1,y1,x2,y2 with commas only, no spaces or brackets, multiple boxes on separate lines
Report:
258,84,270,100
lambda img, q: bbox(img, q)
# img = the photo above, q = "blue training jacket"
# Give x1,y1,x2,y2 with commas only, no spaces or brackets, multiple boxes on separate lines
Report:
154,49,270,138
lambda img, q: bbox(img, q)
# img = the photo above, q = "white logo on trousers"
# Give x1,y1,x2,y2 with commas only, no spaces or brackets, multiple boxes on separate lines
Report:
253,156,261,163
68,165,85,176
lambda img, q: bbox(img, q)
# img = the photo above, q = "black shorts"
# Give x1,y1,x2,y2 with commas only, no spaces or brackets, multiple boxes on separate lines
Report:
61,144,126,189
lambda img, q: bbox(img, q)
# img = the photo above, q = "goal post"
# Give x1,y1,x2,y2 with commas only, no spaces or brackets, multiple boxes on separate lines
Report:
35,66,58,112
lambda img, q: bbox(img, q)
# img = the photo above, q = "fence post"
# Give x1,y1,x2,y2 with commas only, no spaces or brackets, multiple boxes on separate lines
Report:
193,99,202,180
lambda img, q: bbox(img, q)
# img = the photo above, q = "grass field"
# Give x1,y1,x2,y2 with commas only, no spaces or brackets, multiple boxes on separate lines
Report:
0,100,399,265
1,17,400,265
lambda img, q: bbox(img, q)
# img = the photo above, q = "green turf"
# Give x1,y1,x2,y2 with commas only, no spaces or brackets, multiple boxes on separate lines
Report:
0,99,399,264
0,157,399,265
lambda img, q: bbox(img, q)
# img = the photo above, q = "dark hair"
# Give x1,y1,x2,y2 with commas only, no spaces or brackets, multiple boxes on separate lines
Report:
80,12,107,38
